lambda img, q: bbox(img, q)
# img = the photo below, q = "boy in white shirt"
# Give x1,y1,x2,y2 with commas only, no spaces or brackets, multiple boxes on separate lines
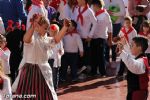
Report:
118,36,149,100
60,20,84,82
90,0,112,76
48,24,64,90
76,0,97,70
116,16,137,77
104,0,126,62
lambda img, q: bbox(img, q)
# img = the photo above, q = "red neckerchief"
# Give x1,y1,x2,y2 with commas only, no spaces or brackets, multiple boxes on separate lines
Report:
95,8,106,17
143,57,150,70
3,47,9,51
31,0,44,7
66,29,78,36
135,0,142,4
121,26,134,43
139,32,149,37
77,4,89,26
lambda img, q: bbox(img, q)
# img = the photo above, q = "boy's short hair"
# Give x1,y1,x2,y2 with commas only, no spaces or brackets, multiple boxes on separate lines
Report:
71,20,77,29
91,0,105,8
140,20,150,33
132,37,148,53
124,16,132,23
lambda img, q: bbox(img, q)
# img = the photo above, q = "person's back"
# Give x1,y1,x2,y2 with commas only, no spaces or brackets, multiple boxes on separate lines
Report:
0,0,27,28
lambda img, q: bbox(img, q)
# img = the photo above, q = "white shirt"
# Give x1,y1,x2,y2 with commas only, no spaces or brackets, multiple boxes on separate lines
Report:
0,48,11,74
118,27,137,44
75,7,97,39
57,1,66,20
123,0,129,16
51,41,64,68
26,5,48,30
120,50,145,74
64,4,78,20
0,76,12,100
93,10,112,39
104,0,126,24
63,34,83,53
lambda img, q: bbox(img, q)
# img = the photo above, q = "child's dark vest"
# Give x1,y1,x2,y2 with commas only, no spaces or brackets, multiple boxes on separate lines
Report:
127,54,149,93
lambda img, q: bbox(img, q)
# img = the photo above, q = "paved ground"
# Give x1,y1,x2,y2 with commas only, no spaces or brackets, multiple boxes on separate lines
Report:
57,61,150,100
57,76,150,100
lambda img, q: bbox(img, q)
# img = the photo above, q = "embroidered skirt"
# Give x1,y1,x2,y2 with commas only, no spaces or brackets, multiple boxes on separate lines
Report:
14,63,53,100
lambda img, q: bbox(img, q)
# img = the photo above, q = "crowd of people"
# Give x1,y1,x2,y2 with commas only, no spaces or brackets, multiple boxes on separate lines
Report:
0,0,150,100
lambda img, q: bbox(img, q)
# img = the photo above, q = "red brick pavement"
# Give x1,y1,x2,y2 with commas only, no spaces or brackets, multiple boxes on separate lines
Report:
57,76,150,100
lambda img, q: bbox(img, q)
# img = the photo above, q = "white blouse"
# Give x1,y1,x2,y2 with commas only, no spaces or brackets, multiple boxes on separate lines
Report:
0,49,11,75
0,76,12,100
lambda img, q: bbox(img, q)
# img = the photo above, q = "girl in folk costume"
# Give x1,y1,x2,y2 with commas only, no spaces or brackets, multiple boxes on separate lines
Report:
116,16,137,77
104,0,126,62
48,24,64,90
76,0,97,69
90,0,112,76
64,0,78,20
60,20,83,82
128,0,150,32
12,14,70,100
0,34,11,76
138,20,150,65
0,60,12,100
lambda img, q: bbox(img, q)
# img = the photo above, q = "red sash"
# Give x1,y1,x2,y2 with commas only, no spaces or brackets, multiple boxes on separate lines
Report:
139,32,149,37
135,0,142,4
95,8,106,17
121,26,134,43
143,57,150,70
66,29,78,36
31,0,44,7
77,4,89,26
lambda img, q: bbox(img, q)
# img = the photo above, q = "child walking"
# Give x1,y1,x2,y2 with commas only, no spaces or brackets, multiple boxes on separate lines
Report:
12,14,70,100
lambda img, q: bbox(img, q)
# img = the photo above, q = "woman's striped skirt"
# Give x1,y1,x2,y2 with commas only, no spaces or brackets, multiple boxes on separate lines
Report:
14,63,53,100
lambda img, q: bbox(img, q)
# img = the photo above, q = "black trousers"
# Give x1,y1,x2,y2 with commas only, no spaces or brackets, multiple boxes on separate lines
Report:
60,52,79,80
118,60,126,76
79,39,91,68
127,90,148,100
90,38,106,76
9,53,22,83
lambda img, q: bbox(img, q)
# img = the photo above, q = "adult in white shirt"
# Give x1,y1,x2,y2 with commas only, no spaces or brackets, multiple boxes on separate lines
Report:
76,0,97,68
104,0,126,62
90,0,112,76
64,0,78,20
